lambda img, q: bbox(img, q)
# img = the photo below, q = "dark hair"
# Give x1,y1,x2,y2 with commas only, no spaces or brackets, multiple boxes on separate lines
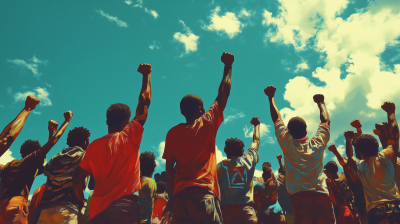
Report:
106,103,131,128
20,140,41,158
67,127,90,148
324,161,338,174
140,151,157,176
353,134,379,158
180,94,203,119
288,117,307,139
224,138,245,158
157,181,167,193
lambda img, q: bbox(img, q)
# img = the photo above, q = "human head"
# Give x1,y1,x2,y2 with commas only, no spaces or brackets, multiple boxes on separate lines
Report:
288,117,307,139
156,181,167,194
180,94,204,121
154,173,161,183
20,140,45,175
353,134,379,159
324,161,338,178
67,127,90,150
262,162,273,180
224,138,245,159
140,151,157,177
106,103,131,130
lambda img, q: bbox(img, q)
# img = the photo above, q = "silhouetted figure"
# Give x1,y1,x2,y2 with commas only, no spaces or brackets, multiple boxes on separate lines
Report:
0,111,73,224
163,52,234,224
217,117,261,224
276,154,294,224
152,181,168,224
265,85,335,224
139,151,157,224
73,64,152,224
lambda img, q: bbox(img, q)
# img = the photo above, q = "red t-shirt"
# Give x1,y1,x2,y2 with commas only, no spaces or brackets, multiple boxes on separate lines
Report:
162,101,224,198
79,119,144,219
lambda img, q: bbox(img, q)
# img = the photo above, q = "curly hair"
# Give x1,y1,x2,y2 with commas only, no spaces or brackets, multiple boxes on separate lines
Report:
224,138,245,158
67,127,90,148
20,140,41,158
157,181,168,194
353,134,379,158
288,117,307,139
180,94,204,119
140,151,157,176
106,103,131,128
324,161,338,174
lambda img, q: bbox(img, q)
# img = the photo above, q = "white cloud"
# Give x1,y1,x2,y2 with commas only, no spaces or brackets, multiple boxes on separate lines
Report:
133,0,159,19
156,141,166,165
125,0,133,5
243,123,275,144
32,111,42,115
96,10,127,28
294,60,309,73
216,145,227,164
0,149,15,165
149,41,160,50
224,112,245,124
359,110,377,118
238,9,252,18
14,87,52,106
173,20,199,56
204,6,245,38
7,55,48,79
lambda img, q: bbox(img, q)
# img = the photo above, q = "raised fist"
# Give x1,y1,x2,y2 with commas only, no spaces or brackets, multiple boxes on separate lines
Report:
25,95,40,110
328,144,337,152
313,94,325,104
350,119,362,129
381,102,395,113
137,64,152,75
374,122,389,137
221,52,234,65
64,111,73,122
344,130,355,139
277,154,282,160
48,120,59,134
264,85,276,98
250,117,261,126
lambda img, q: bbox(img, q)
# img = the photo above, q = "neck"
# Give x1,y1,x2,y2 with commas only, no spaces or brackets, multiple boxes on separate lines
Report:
108,127,123,134
141,173,153,178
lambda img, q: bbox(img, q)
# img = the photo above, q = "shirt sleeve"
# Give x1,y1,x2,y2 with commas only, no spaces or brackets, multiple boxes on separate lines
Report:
19,149,45,171
274,120,292,148
79,145,92,176
243,148,259,166
120,119,145,147
43,158,53,177
310,123,330,152
203,101,224,132
162,130,175,161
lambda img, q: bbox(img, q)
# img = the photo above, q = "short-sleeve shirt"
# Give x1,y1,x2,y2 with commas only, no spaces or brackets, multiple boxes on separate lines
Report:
357,149,400,212
274,120,330,195
79,119,144,219
151,192,168,222
139,176,157,223
217,148,259,207
41,146,85,211
162,101,224,198
0,149,45,200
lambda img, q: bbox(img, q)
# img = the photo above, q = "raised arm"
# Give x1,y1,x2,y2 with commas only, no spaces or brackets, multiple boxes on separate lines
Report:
248,117,261,150
381,102,399,161
40,111,73,157
313,94,330,126
350,119,362,141
344,130,357,171
135,64,152,126
264,85,282,123
328,144,347,167
276,154,285,175
215,52,234,111
0,95,40,156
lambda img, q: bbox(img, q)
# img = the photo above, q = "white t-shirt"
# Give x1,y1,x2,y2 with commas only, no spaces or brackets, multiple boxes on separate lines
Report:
357,149,400,212
275,120,330,195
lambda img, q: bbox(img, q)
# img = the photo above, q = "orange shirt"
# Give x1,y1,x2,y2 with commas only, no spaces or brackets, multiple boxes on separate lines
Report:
163,101,224,198
28,184,46,222
79,119,144,219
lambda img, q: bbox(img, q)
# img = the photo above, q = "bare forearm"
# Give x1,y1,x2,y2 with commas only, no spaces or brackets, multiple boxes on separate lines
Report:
388,112,399,154
136,74,151,116
73,169,86,204
268,97,282,123
0,108,32,155
41,120,70,156
345,137,354,158
318,102,330,125
278,158,284,170
216,65,232,110
332,150,346,167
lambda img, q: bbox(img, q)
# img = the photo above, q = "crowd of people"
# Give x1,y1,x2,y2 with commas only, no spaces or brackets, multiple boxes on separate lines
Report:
0,52,399,224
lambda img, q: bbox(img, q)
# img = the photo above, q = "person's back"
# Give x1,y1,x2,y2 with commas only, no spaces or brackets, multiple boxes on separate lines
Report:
139,152,157,224
163,52,234,224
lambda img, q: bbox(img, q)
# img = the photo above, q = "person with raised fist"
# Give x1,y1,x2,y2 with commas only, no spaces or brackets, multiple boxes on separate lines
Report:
265,85,335,224
0,95,40,157
351,102,400,223
216,117,261,224
0,111,73,224
73,64,152,224
163,52,234,224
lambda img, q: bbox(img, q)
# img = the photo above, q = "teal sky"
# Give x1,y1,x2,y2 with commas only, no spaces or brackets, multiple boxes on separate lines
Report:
1,0,400,198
